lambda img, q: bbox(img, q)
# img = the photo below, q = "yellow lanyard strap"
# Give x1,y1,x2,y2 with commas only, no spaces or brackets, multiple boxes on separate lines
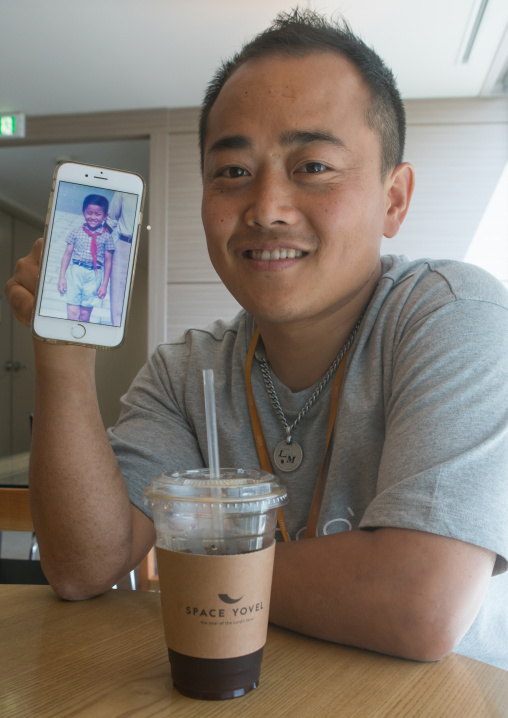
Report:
244,328,350,541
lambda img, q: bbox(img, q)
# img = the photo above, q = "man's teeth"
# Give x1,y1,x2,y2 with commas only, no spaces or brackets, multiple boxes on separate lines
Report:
249,249,303,260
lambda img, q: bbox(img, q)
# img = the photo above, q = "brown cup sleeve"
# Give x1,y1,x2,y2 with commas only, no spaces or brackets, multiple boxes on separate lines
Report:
156,542,276,659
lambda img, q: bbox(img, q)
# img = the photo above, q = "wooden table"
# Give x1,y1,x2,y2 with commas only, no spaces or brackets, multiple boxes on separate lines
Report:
1,585,507,717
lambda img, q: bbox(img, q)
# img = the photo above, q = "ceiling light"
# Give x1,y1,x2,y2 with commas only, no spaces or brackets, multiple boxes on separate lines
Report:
461,0,490,63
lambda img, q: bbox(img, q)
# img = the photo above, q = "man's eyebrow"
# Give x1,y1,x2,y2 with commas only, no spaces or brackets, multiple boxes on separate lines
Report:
280,129,347,149
207,135,253,154
207,130,347,155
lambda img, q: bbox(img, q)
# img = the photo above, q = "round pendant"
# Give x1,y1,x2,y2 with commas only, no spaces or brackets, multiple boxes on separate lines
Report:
273,440,303,472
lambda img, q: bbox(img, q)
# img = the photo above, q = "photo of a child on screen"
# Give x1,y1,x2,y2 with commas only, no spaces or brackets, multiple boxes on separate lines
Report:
57,194,115,322
39,182,137,327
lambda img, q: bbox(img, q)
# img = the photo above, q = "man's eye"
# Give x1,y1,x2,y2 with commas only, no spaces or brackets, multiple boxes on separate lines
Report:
220,166,248,178
297,162,329,174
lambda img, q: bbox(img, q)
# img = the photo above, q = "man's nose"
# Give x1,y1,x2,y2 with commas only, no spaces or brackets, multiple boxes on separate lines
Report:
243,171,299,228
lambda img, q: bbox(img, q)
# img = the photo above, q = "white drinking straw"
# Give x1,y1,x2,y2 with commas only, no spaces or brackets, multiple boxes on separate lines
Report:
203,369,223,544
203,369,220,479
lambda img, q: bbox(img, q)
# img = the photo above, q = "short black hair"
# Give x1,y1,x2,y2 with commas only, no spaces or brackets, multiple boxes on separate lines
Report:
199,8,405,178
82,194,109,214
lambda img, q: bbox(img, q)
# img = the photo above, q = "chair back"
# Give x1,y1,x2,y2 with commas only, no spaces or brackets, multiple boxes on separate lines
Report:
0,487,48,584
0,488,34,532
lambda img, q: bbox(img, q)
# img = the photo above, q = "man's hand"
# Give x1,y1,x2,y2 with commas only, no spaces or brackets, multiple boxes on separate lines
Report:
5,237,42,327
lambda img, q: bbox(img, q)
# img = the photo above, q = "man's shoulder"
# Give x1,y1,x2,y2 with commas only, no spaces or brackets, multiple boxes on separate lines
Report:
154,310,249,362
379,255,508,311
145,311,249,396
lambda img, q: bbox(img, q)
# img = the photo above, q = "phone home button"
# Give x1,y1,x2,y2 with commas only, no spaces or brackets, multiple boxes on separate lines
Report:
70,323,86,339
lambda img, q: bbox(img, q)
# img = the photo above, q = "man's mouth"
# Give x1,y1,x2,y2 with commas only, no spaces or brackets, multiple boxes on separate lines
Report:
245,248,304,261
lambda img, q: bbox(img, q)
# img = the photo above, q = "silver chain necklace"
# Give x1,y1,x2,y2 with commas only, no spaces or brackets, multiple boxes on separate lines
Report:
258,317,362,473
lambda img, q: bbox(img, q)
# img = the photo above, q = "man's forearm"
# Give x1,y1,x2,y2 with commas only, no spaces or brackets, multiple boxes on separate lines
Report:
30,341,137,599
269,528,495,662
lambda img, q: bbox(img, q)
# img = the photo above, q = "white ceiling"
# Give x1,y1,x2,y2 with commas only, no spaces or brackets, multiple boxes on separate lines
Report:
1,0,508,224
2,0,508,119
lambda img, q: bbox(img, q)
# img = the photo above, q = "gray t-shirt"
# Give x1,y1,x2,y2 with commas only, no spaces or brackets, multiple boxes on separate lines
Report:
109,255,508,670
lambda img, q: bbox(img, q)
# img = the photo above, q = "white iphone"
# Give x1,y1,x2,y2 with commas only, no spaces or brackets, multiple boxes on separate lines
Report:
32,161,146,349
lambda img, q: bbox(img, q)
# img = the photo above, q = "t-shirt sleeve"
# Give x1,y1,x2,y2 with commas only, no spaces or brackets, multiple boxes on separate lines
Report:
107,343,205,518
65,227,78,245
105,235,116,252
359,295,508,575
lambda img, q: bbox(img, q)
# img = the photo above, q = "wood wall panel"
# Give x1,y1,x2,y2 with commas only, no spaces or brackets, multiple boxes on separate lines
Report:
382,113,508,261
167,132,212,283
404,98,508,125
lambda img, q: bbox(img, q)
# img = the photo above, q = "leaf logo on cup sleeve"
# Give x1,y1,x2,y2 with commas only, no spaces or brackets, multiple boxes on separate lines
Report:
218,594,244,604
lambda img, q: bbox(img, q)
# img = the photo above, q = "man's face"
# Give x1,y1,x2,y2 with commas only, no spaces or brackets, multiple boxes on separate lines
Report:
83,204,106,229
201,52,403,329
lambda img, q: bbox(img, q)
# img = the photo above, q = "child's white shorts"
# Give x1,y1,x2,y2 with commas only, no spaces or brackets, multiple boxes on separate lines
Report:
65,262,103,307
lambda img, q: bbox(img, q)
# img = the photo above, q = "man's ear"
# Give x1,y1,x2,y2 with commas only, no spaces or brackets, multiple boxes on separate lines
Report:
383,162,415,238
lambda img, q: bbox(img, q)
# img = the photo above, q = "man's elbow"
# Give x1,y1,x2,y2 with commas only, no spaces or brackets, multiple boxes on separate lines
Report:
51,580,109,602
391,605,470,663
397,630,456,663
42,561,115,602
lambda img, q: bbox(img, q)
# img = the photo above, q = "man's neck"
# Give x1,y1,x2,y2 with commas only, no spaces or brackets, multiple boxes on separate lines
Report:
256,316,358,392
255,267,381,393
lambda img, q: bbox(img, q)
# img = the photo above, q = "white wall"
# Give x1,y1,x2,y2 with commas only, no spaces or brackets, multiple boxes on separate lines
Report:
164,98,508,340
383,98,508,283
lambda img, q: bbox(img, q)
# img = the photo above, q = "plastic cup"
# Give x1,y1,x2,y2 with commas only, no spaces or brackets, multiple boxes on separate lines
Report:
143,468,288,701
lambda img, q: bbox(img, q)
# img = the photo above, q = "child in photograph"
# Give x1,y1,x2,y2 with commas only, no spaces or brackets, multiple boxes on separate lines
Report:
57,194,115,322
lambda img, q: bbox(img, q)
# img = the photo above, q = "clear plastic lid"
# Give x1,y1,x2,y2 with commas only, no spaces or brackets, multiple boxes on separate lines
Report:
143,468,288,510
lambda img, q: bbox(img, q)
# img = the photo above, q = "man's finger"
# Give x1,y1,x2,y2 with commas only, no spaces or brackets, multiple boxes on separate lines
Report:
4,278,34,328
30,236,44,264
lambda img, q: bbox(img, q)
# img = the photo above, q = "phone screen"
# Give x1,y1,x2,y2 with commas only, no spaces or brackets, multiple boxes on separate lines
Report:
38,180,140,328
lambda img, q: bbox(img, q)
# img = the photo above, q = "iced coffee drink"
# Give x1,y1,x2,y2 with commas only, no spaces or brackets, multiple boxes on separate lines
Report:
144,468,288,700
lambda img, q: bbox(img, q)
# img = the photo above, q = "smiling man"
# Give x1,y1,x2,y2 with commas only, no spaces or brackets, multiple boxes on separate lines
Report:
6,9,508,670
201,49,411,391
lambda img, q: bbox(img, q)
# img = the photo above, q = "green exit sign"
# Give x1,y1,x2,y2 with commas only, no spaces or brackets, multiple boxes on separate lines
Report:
0,114,26,138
